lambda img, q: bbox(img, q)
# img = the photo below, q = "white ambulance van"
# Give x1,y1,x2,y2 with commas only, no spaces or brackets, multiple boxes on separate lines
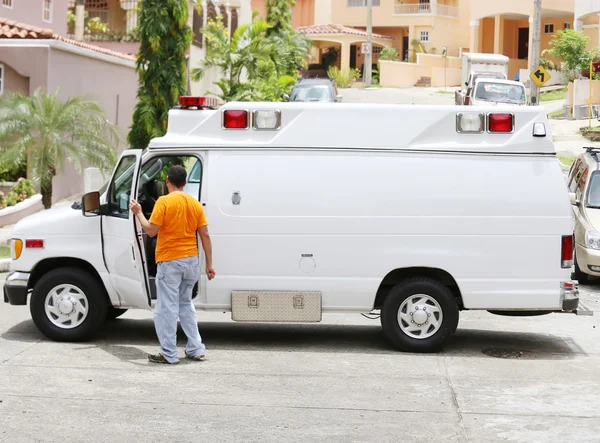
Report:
3,97,589,352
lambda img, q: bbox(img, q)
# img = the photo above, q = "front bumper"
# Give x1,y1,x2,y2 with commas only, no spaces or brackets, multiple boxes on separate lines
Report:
575,244,600,276
3,271,30,306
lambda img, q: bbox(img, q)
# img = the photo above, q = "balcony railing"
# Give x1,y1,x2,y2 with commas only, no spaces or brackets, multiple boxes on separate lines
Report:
393,3,459,18
347,0,381,7
67,0,140,42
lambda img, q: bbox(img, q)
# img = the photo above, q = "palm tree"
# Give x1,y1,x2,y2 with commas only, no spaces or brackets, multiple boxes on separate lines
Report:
0,89,118,209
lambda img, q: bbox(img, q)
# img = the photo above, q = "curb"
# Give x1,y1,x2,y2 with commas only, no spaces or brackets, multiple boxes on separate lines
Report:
0,258,10,273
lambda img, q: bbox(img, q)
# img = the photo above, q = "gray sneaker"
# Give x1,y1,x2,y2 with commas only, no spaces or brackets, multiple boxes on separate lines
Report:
184,351,206,361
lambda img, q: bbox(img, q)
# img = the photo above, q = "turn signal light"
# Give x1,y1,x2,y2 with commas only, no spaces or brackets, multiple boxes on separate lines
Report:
11,239,23,260
25,239,44,248
223,110,249,129
488,113,514,133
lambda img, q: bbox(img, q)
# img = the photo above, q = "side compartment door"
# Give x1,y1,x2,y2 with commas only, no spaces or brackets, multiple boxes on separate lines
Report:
102,149,151,310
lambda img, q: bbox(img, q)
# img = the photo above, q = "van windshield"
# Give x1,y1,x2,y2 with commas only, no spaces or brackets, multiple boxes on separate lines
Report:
586,171,600,208
474,82,525,104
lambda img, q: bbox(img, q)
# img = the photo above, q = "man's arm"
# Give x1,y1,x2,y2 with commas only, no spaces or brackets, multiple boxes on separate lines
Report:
129,200,160,237
198,226,215,280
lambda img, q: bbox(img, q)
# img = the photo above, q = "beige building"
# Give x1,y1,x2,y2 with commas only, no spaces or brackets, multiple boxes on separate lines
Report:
287,0,575,86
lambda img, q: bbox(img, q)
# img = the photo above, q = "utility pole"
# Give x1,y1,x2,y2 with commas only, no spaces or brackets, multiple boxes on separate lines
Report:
530,0,542,105
364,0,373,87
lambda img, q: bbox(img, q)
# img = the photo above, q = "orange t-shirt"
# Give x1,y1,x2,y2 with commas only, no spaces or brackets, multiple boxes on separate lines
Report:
149,192,208,263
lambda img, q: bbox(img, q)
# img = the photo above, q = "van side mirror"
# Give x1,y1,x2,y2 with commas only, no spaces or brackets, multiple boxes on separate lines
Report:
569,192,580,206
82,191,101,216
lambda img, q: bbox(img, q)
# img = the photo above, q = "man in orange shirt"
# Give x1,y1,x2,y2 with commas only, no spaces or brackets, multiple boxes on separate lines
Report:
129,165,215,364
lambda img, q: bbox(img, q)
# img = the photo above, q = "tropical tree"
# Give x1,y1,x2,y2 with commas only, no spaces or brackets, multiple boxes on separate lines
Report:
191,18,277,101
265,0,295,36
0,89,118,208
128,0,192,150
543,29,599,81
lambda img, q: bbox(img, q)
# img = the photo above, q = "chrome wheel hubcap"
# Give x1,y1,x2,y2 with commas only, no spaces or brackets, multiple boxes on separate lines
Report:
44,284,89,329
397,294,443,339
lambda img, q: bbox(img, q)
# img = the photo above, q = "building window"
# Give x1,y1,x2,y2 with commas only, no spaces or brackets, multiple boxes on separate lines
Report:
420,31,429,42
85,0,109,24
564,22,572,30
544,24,554,34
373,46,382,54
0,64,4,96
42,0,53,22
347,0,380,7
2,0,13,8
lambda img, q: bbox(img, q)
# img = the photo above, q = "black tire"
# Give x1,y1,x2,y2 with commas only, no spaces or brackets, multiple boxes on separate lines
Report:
106,307,128,320
381,278,459,353
30,267,108,342
573,250,589,284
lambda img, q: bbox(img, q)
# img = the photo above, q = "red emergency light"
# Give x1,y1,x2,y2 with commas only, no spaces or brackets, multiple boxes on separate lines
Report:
179,96,220,109
488,113,513,133
223,110,249,129
561,235,573,268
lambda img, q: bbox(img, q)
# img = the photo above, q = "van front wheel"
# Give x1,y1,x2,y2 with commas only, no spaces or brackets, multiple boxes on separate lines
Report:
381,278,459,353
30,267,108,342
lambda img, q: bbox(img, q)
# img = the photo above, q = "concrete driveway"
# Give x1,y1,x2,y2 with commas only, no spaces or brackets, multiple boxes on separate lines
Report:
1,273,600,443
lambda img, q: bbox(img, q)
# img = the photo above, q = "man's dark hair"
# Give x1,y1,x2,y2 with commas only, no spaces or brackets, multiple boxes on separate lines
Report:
167,165,187,188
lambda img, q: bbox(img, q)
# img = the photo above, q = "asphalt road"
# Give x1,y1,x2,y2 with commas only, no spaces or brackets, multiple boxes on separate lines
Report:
1,273,600,443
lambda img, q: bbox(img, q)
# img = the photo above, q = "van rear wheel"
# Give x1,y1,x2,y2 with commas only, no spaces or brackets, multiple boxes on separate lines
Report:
30,267,108,342
381,278,459,353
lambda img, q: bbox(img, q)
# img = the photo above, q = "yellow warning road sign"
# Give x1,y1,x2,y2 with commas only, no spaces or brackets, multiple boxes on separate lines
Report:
530,65,551,88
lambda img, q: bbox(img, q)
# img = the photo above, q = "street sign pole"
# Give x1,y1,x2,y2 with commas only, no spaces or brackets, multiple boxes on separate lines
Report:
364,0,373,87
530,0,542,105
442,46,447,92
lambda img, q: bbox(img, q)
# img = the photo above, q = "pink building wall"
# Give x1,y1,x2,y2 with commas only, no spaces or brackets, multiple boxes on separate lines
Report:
0,42,137,202
0,0,69,36
46,47,138,201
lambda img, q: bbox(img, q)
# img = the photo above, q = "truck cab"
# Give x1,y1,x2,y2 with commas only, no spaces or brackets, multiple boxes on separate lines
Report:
468,79,527,107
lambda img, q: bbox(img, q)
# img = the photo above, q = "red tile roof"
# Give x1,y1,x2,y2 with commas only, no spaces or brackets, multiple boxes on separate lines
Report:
0,18,136,62
297,24,392,40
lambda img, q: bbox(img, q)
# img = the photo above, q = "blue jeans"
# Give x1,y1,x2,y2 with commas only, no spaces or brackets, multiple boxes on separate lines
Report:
154,256,206,363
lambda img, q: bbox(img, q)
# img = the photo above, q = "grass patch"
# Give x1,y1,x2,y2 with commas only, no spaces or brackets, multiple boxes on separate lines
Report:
435,90,455,95
540,88,567,102
547,109,565,118
0,245,10,259
558,155,576,167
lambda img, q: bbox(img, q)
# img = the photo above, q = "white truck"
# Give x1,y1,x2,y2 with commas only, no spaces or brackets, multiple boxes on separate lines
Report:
3,98,590,353
455,53,509,105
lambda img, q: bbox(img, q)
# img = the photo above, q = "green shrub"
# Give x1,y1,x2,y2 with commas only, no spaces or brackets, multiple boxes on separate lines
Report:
327,66,360,88
379,47,399,61
6,192,19,207
539,58,556,70
0,192,6,209
10,178,35,203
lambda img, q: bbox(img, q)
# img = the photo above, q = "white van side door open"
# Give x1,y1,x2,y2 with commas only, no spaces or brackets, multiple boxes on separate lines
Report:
102,149,151,310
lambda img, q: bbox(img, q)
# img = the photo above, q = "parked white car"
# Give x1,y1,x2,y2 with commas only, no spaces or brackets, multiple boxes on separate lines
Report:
568,147,600,283
3,98,588,353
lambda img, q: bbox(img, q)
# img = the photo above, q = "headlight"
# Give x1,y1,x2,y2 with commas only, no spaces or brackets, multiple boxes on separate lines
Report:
585,229,600,250
11,239,23,260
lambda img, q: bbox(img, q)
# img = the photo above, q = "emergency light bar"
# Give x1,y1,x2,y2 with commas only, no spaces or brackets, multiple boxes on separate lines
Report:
179,96,220,109
456,112,518,134
222,109,281,130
